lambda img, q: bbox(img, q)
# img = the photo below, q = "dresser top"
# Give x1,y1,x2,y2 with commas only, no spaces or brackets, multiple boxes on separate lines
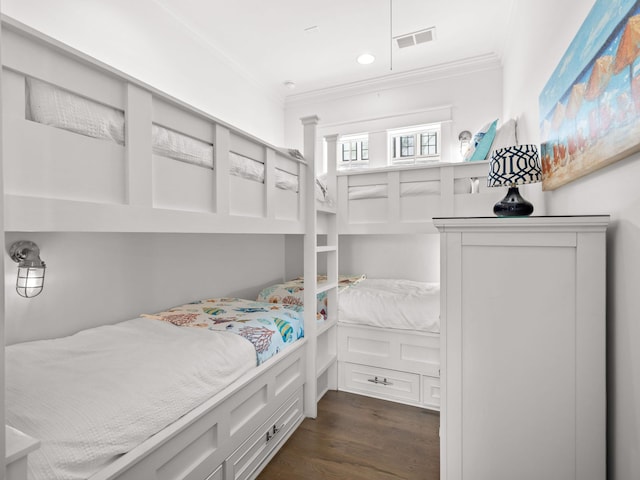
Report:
433,215,610,232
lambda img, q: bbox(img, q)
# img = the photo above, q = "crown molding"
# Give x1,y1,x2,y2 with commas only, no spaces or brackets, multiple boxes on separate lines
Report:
285,53,503,107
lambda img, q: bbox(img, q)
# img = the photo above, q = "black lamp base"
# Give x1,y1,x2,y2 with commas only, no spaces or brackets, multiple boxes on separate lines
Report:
493,186,534,217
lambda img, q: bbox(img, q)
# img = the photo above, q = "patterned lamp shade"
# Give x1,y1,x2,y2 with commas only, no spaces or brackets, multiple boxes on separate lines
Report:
487,144,542,187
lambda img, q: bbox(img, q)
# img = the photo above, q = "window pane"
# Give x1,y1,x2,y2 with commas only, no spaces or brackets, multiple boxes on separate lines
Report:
342,143,351,161
400,135,415,157
350,141,357,160
420,132,438,156
361,140,369,160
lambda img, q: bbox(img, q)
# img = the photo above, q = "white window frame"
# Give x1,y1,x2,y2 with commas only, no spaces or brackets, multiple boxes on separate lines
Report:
388,123,441,166
338,133,369,170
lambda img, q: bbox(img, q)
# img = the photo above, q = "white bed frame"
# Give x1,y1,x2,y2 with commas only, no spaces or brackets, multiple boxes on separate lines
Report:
330,142,499,411
1,17,306,235
337,160,499,234
337,324,440,410
1,16,322,480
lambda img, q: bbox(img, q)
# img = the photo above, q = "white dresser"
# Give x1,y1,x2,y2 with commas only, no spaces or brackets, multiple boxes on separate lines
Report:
434,216,608,480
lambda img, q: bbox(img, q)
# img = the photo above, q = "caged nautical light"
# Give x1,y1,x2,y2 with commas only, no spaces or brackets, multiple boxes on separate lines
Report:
9,240,46,298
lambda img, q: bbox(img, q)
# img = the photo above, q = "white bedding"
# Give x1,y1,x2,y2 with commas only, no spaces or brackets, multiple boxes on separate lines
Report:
348,178,473,200
229,151,300,192
6,317,256,480
26,77,125,145
152,123,214,169
338,278,440,332
25,78,303,192
315,173,335,207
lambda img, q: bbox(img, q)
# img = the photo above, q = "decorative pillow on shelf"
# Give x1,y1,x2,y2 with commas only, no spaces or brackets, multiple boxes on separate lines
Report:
488,118,518,159
463,120,492,161
466,119,498,161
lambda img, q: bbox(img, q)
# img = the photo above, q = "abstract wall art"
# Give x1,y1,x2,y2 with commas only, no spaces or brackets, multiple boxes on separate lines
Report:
540,0,640,189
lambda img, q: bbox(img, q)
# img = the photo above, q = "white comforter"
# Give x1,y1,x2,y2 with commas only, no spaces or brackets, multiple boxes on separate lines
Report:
338,278,440,332
6,318,256,480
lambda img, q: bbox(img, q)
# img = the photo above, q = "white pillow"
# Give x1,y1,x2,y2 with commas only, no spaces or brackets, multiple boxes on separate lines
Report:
488,119,518,159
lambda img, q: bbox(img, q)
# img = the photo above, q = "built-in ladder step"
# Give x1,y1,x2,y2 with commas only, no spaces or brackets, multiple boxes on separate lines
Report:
316,281,338,295
316,245,337,253
317,318,338,336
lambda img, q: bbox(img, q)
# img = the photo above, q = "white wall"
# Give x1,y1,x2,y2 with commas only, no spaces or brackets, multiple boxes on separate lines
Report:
285,61,503,280
0,0,285,145
284,60,504,173
4,233,287,345
339,235,440,283
503,1,639,479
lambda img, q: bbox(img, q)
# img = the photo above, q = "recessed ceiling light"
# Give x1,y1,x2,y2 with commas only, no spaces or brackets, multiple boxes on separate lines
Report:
284,81,296,90
357,53,375,65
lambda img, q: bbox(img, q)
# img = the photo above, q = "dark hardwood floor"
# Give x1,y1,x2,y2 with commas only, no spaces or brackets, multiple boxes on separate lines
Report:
258,391,440,480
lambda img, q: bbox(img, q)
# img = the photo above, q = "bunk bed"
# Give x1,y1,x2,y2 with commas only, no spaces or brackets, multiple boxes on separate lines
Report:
1,16,323,480
337,158,498,234
328,132,500,410
2,13,505,479
336,278,441,410
257,276,442,410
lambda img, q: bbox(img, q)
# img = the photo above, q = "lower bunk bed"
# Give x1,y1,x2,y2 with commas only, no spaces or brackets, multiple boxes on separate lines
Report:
257,277,441,411
336,278,441,411
6,297,307,480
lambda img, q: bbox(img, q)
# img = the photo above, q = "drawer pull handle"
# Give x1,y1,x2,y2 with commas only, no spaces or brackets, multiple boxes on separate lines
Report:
367,376,393,386
266,423,284,442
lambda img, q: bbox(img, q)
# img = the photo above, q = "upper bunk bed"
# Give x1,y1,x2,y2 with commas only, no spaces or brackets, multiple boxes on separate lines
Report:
1,16,309,234
335,160,499,234
322,117,514,235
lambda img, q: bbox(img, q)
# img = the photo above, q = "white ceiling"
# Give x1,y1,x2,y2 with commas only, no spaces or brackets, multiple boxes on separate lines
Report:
153,0,516,97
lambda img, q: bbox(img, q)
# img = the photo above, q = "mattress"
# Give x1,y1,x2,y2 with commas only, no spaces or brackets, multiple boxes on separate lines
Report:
6,298,304,480
338,278,440,333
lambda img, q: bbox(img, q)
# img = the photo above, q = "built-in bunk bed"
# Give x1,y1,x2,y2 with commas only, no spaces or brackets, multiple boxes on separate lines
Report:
255,133,501,411
1,17,328,480
331,133,500,410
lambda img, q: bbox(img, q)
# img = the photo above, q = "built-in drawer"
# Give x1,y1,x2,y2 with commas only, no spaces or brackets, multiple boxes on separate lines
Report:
422,375,440,410
225,387,303,480
340,362,420,404
338,325,439,377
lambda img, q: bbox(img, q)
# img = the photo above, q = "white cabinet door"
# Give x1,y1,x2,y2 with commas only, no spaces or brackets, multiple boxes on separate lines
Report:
435,216,608,480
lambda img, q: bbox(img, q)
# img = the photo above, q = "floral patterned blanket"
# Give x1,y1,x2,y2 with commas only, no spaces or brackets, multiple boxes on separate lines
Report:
256,274,366,321
142,298,304,364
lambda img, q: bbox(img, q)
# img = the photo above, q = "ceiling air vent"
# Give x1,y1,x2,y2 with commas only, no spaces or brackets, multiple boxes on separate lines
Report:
394,27,435,49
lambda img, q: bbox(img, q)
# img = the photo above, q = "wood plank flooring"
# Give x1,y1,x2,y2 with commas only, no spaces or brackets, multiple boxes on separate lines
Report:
258,391,440,480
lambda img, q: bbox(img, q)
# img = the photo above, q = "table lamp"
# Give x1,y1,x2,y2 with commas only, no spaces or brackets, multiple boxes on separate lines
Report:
487,144,542,216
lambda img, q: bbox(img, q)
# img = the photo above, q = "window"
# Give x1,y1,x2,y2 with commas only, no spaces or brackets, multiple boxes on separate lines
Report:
338,134,369,169
389,123,441,165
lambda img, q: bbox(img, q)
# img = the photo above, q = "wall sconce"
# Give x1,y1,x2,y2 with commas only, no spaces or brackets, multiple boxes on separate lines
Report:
458,130,472,157
9,240,46,298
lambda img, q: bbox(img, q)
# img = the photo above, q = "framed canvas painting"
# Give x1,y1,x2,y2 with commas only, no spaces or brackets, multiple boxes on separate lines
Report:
539,0,640,190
